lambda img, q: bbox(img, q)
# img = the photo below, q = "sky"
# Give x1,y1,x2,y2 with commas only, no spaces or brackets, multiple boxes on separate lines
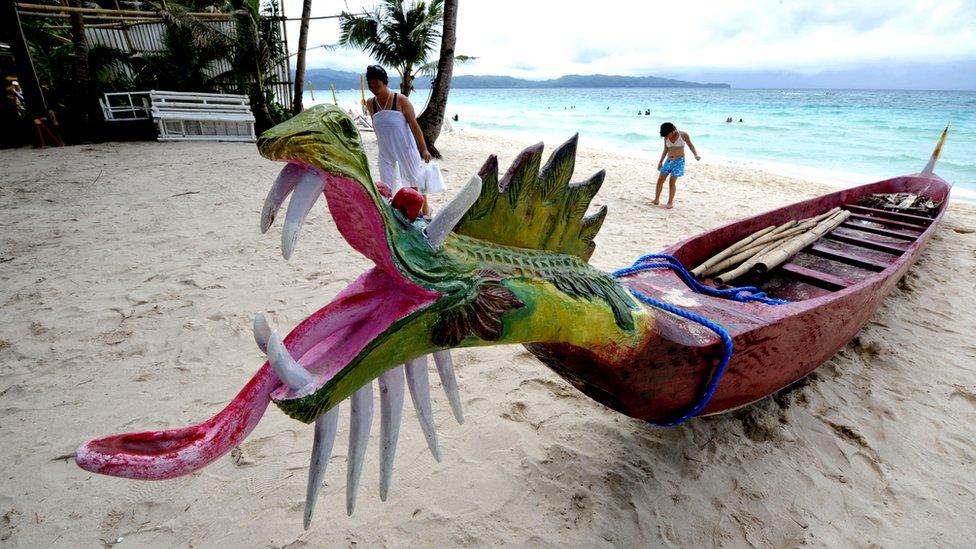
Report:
279,0,976,90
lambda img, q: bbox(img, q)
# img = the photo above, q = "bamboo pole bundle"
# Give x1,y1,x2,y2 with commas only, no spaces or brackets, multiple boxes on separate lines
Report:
713,210,850,285
693,221,795,277
695,208,841,278
701,234,791,278
751,210,851,275
690,224,777,277
699,219,810,277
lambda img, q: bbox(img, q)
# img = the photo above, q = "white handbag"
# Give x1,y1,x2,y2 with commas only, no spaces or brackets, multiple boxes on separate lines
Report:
423,161,447,194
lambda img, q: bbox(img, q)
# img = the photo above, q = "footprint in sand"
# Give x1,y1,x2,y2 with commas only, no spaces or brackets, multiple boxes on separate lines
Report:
96,329,132,346
244,459,289,495
949,385,976,407
122,476,184,505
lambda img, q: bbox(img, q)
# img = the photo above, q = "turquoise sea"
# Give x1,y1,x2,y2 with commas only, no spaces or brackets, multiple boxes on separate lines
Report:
314,88,976,201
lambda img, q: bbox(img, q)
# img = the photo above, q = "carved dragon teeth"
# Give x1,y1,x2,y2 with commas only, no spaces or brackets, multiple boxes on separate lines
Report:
253,312,271,353
281,168,327,261
425,175,483,248
378,366,405,502
346,382,374,516
432,350,464,424
261,162,304,234
266,330,316,391
404,356,442,462
303,405,339,530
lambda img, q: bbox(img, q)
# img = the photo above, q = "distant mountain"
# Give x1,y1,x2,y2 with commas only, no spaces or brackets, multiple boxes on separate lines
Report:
301,68,730,90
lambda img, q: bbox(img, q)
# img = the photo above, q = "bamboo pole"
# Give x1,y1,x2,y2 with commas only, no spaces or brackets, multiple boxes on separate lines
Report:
751,210,851,275
16,3,231,19
699,222,804,277
713,210,850,284
691,224,777,277
693,220,796,278
701,233,794,278
697,208,841,278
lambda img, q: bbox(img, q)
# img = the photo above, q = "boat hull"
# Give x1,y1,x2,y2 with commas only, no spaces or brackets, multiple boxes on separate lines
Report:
528,173,950,422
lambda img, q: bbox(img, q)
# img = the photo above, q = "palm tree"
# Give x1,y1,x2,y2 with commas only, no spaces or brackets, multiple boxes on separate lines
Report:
338,0,444,97
132,21,226,93
149,0,287,130
292,0,313,114
416,0,456,158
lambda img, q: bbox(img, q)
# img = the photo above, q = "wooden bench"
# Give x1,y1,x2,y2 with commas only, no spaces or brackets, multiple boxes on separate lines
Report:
100,92,151,121
149,90,256,142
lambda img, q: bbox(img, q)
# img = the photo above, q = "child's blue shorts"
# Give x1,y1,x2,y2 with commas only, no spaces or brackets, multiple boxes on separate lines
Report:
660,156,685,177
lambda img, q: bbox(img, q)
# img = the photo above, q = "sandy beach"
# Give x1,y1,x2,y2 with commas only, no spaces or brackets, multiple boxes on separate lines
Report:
1,130,975,547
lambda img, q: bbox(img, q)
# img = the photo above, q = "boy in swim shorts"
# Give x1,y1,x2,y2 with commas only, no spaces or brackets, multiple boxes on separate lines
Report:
654,122,701,209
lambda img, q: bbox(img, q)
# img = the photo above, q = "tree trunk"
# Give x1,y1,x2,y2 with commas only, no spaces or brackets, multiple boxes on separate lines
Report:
291,0,312,115
64,0,96,142
65,0,89,88
417,0,457,159
400,63,413,96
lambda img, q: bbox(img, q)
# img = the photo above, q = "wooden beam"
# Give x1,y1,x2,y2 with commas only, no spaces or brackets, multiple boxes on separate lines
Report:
15,3,231,19
778,263,855,291
825,232,909,255
843,204,932,226
3,0,49,117
840,221,918,241
847,213,931,232
807,244,890,272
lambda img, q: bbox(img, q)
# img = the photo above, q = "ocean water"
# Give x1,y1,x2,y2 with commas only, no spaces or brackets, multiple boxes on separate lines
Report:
313,88,976,201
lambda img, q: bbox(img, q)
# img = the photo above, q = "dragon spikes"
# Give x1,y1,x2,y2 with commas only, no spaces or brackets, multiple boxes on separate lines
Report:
454,134,608,261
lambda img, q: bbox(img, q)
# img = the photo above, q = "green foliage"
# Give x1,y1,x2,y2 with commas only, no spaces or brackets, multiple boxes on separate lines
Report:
416,54,475,77
132,22,227,92
338,0,445,93
139,0,288,126
23,18,134,114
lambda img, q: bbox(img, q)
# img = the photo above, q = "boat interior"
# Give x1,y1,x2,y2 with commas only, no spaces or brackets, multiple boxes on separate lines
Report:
683,177,950,303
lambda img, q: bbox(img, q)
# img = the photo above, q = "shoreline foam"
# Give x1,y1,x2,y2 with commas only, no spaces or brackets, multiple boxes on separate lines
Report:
458,125,976,204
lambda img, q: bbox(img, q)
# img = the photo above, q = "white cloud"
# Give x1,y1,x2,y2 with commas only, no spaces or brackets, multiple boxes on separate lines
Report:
279,0,976,78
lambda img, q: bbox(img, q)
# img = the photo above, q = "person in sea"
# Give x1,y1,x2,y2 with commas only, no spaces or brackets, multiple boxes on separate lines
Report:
365,64,433,215
654,122,701,209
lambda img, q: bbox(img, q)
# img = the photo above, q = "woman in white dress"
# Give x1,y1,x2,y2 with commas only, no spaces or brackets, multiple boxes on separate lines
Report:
365,65,432,215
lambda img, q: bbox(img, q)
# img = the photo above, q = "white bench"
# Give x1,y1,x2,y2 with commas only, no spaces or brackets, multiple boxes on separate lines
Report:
100,92,151,121
150,90,256,142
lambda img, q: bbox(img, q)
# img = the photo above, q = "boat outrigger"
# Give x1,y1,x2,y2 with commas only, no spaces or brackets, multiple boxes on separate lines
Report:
75,106,950,527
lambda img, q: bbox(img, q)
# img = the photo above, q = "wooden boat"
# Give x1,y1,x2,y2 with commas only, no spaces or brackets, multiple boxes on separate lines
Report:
74,111,952,522
604,132,952,422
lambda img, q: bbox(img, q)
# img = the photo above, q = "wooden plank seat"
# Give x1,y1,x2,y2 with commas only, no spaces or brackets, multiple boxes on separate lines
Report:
807,244,891,271
847,213,929,232
778,262,855,291
839,221,919,241
150,90,256,142
825,231,910,255
843,203,934,225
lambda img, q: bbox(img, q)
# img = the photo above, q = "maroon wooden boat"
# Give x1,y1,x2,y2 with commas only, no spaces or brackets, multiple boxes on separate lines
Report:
604,131,952,421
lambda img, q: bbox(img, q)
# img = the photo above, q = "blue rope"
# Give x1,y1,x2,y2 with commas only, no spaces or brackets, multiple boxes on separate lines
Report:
612,253,791,305
612,253,790,426
623,289,734,427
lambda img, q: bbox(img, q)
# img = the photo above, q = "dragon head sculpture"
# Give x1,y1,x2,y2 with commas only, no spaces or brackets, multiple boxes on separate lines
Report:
75,105,652,527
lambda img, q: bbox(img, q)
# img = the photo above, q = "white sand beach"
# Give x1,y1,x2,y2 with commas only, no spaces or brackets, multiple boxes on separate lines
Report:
1,131,975,547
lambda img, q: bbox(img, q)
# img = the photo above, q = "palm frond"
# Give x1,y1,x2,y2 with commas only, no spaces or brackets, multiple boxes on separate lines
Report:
417,54,476,77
